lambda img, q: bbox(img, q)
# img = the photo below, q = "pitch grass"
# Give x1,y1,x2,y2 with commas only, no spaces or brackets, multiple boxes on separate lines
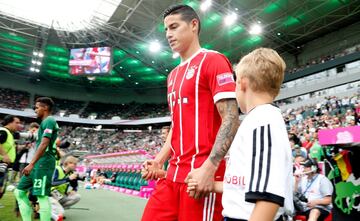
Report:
0,187,147,221
0,191,22,221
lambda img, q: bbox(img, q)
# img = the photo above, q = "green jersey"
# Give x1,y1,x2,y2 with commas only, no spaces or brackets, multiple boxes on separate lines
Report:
35,116,59,167
309,141,324,161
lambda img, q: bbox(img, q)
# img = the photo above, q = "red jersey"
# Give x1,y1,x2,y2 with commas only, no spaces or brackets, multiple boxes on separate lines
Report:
166,49,236,183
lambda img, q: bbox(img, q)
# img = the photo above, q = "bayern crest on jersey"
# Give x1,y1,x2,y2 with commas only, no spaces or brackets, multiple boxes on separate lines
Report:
186,65,197,79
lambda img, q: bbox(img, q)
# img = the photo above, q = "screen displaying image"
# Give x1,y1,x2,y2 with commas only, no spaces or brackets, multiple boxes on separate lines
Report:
69,47,112,75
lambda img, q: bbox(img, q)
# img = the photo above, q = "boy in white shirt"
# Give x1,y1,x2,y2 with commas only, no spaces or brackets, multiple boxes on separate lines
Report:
187,48,294,221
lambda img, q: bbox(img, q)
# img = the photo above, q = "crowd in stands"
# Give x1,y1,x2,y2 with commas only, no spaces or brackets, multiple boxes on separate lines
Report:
282,95,359,163
80,102,168,120
0,88,169,119
47,97,85,116
60,127,162,156
0,88,30,110
287,44,360,74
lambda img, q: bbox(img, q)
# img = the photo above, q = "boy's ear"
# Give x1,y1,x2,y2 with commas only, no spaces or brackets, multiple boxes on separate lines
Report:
240,76,248,93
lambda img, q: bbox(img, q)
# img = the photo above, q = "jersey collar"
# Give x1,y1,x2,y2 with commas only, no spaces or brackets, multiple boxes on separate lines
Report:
179,48,204,67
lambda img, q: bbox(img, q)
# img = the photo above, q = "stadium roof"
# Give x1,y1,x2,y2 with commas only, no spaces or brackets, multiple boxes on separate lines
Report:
0,0,359,89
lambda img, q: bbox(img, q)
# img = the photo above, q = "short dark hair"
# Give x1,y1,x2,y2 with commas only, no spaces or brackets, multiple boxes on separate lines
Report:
2,115,19,126
163,4,201,34
36,97,54,112
29,122,40,129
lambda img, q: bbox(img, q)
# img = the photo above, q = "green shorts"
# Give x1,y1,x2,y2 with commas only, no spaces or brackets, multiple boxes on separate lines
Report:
17,167,55,196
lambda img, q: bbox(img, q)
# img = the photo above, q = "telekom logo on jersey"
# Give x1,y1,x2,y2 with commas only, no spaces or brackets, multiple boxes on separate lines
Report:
167,91,189,114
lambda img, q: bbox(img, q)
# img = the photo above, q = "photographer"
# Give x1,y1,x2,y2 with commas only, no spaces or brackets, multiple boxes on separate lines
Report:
50,155,82,219
295,158,333,221
0,115,21,200
17,122,39,177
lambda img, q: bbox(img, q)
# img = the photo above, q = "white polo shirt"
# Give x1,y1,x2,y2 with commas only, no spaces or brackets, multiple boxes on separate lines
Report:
298,173,333,212
222,104,294,220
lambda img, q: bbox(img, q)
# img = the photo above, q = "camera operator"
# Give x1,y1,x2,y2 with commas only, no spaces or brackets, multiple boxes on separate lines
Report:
50,155,83,220
16,122,39,177
0,115,21,200
295,158,333,221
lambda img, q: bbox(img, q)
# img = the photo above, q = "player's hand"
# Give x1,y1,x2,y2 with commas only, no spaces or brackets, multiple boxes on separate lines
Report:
141,160,162,180
23,163,34,176
185,161,216,199
69,173,78,180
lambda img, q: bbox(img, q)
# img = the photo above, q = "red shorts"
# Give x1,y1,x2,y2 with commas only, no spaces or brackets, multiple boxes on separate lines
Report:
141,179,223,221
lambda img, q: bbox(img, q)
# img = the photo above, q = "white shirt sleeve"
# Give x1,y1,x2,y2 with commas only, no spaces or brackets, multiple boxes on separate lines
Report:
245,123,292,207
320,176,334,197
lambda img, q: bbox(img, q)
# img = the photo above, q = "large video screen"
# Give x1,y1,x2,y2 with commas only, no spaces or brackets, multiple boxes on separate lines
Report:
69,47,112,75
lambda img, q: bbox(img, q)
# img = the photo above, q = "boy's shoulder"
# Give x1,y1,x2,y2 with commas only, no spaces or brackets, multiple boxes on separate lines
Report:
244,104,283,126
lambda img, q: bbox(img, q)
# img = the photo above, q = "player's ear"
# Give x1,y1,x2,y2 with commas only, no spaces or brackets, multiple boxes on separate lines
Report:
190,19,199,34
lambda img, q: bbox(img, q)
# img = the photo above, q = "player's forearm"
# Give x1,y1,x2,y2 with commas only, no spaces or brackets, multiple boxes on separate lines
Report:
249,200,280,221
155,129,172,166
209,99,239,168
29,139,49,166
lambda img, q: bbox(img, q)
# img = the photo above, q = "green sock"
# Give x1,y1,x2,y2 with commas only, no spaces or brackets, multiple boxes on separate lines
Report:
14,189,32,221
38,195,52,221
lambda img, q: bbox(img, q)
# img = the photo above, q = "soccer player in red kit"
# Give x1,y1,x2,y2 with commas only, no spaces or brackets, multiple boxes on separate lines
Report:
141,5,239,221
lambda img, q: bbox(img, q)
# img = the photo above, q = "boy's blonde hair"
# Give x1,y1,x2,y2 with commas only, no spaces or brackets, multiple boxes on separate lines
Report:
63,155,78,166
236,48,286,98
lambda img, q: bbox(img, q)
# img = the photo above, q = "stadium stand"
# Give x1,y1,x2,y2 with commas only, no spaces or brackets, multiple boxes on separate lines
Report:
0,88,30,110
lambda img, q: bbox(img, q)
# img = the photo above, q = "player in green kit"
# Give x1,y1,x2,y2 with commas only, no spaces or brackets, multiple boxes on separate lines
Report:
14,97,59,221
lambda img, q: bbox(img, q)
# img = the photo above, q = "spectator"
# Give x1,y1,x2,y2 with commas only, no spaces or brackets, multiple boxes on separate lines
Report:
295,159,333,221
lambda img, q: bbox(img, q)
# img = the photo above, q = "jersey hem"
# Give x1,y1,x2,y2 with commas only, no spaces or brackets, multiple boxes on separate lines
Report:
213,92,236,103
245,191,284,207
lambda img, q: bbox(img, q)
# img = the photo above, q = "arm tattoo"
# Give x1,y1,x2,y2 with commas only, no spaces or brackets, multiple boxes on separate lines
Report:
209,99,240,167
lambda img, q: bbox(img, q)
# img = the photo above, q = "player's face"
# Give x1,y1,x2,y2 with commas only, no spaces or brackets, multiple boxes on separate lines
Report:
164,14,197,53
34,102,46,118
161,129,169,142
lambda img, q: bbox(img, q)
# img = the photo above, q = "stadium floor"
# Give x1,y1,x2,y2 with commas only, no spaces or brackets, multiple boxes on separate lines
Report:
0,187,147,221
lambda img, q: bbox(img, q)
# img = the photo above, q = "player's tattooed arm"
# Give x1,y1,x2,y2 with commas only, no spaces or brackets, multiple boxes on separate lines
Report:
209,98,240,167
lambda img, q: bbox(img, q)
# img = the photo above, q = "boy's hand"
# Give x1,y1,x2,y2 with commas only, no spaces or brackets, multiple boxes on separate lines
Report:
185,161,216,199
186,179,198,194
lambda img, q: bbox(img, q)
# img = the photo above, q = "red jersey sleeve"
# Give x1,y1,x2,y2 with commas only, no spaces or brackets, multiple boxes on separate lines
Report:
204,52,236,103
